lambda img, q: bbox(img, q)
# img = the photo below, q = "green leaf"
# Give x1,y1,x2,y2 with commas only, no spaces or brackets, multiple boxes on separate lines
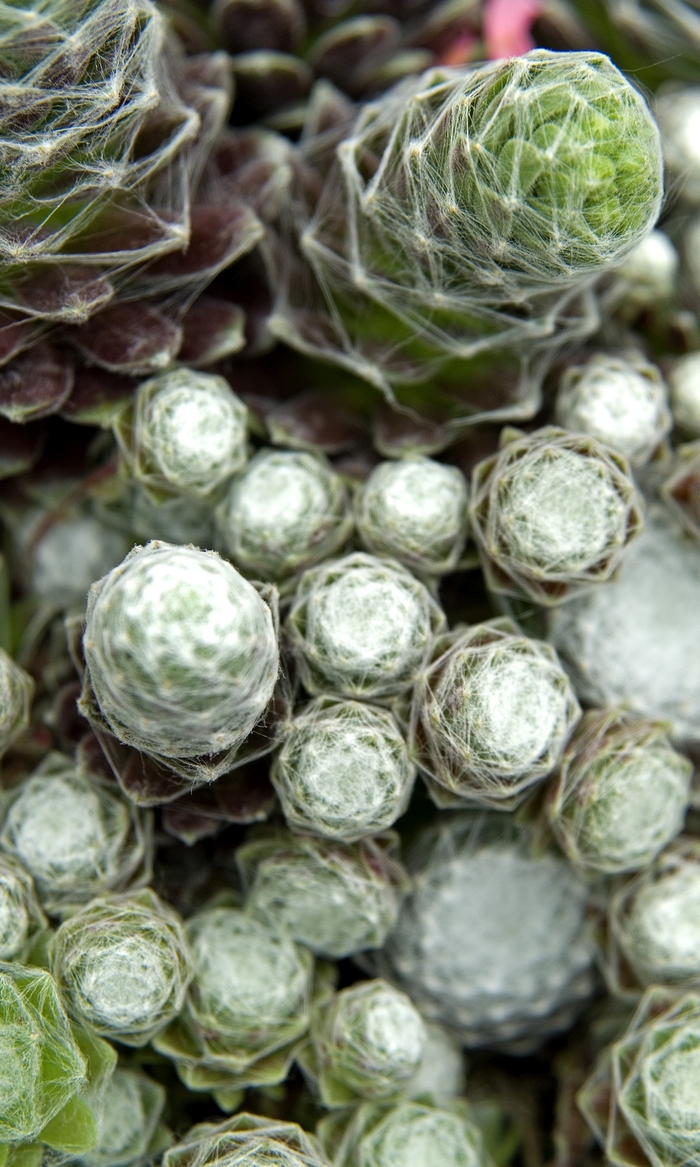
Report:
38,1095,97,1154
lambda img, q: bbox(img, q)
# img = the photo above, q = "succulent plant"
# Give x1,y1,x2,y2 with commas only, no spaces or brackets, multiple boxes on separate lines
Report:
216,448,352,582
299,978,426,1107
656,88,700,204
0,648,33,757
547,708,692,876
374,814,595,1049
80,541,280,782
286,552,445,700
78,1067,169,1167
549,508,700,740
238,830,410,959
153,906,319,1110
0,751,152,917
405,1024,466,1105
354,458,470,576
0,962,116,1155
271,698,416,842
604,229,679,312
271,50,662,424
603,840,700,998
319,1100,485,1167
469,426,643,605
410,618,581,810
0,853,47,962
668,353,700,437
114,368,249,502
556,353,671,466
579,986,700,1167
163,1112,330,1167
51,888,193,1047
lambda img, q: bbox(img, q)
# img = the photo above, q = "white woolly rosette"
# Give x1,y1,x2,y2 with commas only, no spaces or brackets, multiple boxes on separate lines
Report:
470,427,644,605
162,1113,329,1167
25,511,130,607
286,552,445,700
116,368,249,502
547,708,692,876
355,458,470,576
0,647,33,758
153,907,320,1104
271,698,416,843
579,988,700,1167
668,351,700,436
84,1068,167,1167
604,841,700,998
80,542,280,778
0,751,152,917
556,353,671,466
321,1100,484,1167
549,507,700,739
0,853,46,963
217,448,352,582
656,88,700,205
51,888,193,1047
603,230,678,312
238,832,409,960
410,618,581,811
303,979,426,1106
374,815,594,1050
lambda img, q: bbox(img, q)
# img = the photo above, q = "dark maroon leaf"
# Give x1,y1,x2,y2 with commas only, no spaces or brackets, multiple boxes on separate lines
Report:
54,681,90,753
178,295,246,365
213,0,306,54
0,343,74,423
10,264,114,322
60,366,136,425
267,388,366,453
231,50,312,118
67,303,182,374
0,416,45,478
162,763,277,845
144,204,263,283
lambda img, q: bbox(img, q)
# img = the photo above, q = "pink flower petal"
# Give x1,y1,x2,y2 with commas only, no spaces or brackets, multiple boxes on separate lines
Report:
484,0,541,59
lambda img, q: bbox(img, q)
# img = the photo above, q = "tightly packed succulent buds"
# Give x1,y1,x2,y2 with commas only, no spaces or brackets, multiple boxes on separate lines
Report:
114,368,249,502
51,888,192,1046
321,1100,485,1167
469,427,643,605
286,553,444,700
272,698,415,842
81,542,279,780
238,831,409,959
216,449,352,582
547,708,692,875
411,619,581,810
163,1113,330,1167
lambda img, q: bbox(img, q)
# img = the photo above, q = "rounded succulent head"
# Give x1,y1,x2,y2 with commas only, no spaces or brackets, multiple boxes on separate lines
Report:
163,1113,329,1167
0,751,150,916
579,989,700,1167
309,979,426,1105
216,449,352,581
379,815,594,1048
81,541,279,761
610,229,678,311
116,369,249,501
51,888,192,1046
355,458,469,577
0,647,33,758
238,832,408,959
286,553,445,699
470,427,643,605
330,1101,484,1167
25,511,130,607
411,619,580,810
0,963,89,1146
656,88,700,205
609,842,700,993
83,1068,167,1167
556,353,671,466
0,853,46,962
272,698,415,843
547,708,692,875
669,352,700,437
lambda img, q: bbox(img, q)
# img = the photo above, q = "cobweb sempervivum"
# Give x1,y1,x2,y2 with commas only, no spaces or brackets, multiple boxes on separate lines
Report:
318,1099,486,1167
410,618,581,810
82,1067,169,1167
51,888,193,1046
0,0,231,348
469,427,643,605
216,448,353,583
271,698,415,842
373,814,595,1050
579,987,700,1167
297,978,426,1107
0,646,33,757
113,367,249,503
602,840,700,999
237,830,410,959
0,962,116,1155
163,1113,330,1167
546,708,692,876
286,552,445,700
79,541,280,783
269,50,662,433
354,457,470,577
0,853,47,963
153,906,320,1112
668,352,700,437
0,751,152,917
